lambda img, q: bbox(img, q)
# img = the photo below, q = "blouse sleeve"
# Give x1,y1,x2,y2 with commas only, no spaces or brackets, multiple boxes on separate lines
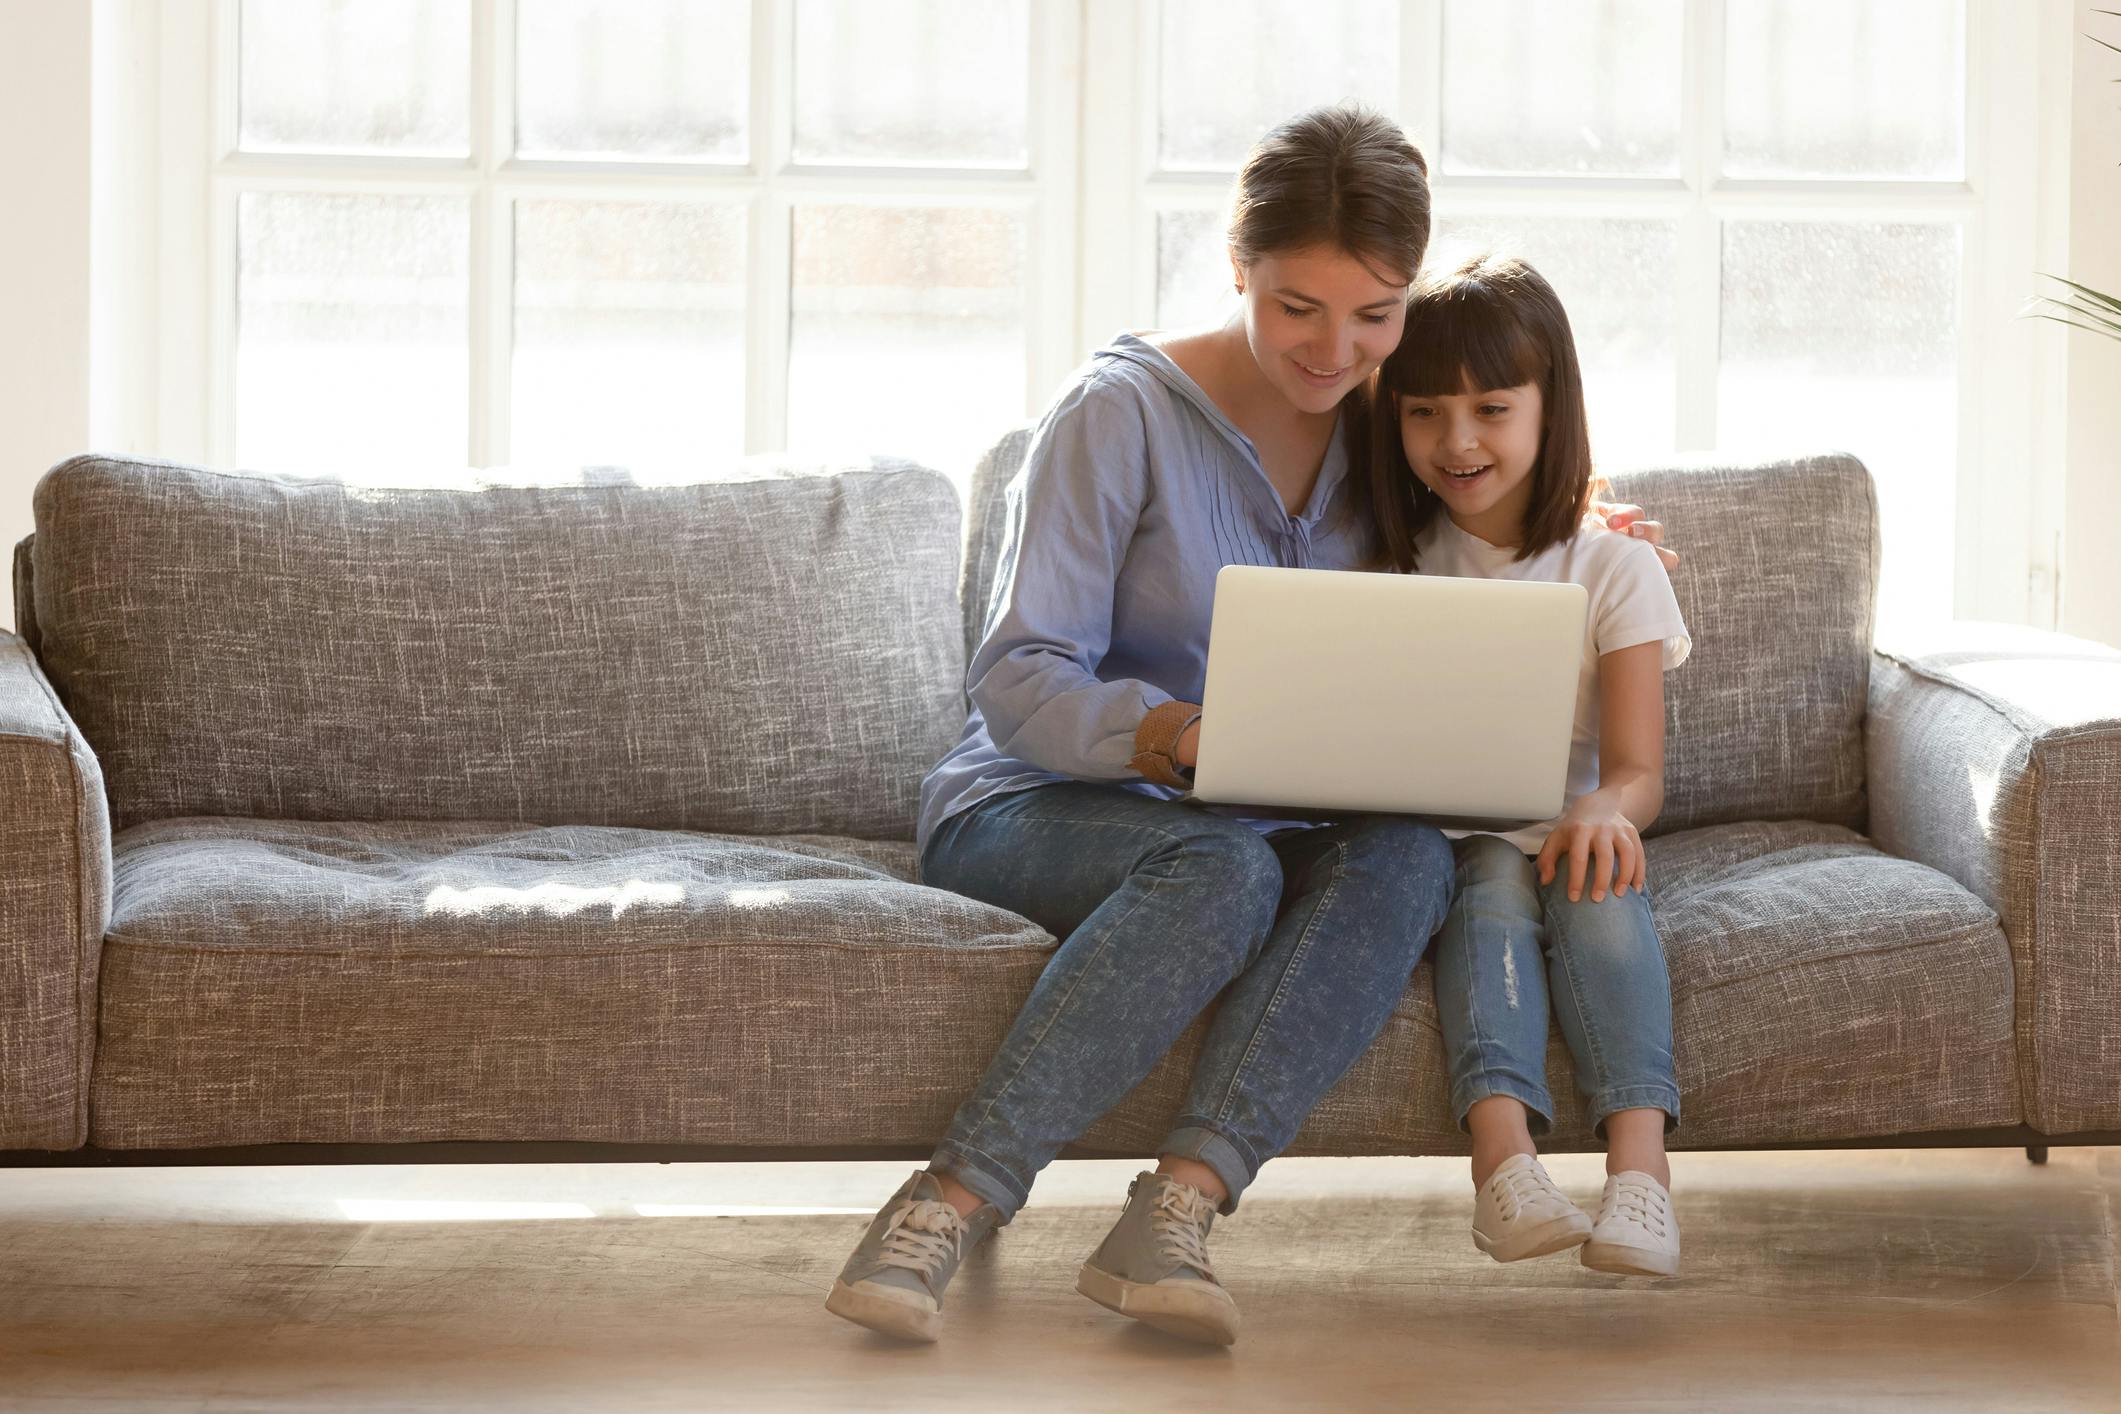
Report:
966,371,1185,781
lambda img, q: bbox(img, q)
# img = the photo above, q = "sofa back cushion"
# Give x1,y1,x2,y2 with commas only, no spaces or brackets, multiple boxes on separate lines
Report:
31,454,965,839
964,438,1877,834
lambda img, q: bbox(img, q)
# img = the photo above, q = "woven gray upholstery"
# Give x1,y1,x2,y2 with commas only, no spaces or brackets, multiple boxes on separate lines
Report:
90,816,2013,1151
29,454,965,840
11,535,35,656
1868,624,2121,1134
962,438,1879,835
1605,458,1877,834
1,434,2092,1161
0,629,112,1149
91,818,1051,1149
1077,819,2015,1158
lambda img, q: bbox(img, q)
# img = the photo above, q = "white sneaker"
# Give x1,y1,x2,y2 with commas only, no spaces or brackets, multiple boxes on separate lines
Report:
1471,1152,1593,1262
1580,1170,1680,1277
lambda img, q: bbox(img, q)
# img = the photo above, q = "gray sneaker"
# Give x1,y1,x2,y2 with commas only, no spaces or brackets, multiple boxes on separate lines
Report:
824,1170,1003,1342
1075,1171,1240,1346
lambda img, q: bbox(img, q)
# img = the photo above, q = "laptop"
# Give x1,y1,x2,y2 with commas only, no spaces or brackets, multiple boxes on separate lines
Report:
1185,565,1588,828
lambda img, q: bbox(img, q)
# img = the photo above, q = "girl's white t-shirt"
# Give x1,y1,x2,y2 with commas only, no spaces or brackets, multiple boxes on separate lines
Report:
1413,513,1692,856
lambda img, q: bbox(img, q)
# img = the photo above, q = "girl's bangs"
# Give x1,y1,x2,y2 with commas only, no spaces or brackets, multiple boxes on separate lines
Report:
1386,287,1546,398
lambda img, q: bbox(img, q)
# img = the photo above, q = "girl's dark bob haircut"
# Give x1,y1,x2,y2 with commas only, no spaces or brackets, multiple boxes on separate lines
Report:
1356,251,1596,573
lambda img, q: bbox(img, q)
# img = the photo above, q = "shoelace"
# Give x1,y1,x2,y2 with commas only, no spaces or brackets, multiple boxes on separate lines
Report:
1487,1160,1556,1221
876,1199,965,1278
1149,1181,1219,1280
1604,1177,1669,1239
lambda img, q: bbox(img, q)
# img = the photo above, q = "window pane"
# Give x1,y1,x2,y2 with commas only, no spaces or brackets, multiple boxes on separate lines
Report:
1156,209,1236,331
512,201,746,469
1719,221,1960,630
787,206,1025,492
793,1,1028,166
1158,0,1400,171
516,0,749,162
1440,0,1681,176
237,193,469,471
1723,0,1965,180
1431,219,1679,466
238,0,469,155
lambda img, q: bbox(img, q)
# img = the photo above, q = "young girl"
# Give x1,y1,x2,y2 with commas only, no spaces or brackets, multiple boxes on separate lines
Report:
1362,252,1690,1277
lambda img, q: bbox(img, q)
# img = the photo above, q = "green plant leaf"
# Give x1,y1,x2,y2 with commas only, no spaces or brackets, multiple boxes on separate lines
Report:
2030,312,2121,342
2052,293,2121,330
2037,273,2121,316
2027,299,2121,339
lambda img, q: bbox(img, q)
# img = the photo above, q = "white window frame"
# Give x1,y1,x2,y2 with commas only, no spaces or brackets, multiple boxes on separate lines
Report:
1077,0,2057,627
145,0,2057,625
152,0,1080,472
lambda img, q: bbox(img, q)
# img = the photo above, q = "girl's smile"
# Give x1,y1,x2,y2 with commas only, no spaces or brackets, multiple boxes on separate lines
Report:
1399,379,1545,545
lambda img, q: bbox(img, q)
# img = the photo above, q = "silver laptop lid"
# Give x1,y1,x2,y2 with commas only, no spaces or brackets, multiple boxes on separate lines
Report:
1189,566,1587,822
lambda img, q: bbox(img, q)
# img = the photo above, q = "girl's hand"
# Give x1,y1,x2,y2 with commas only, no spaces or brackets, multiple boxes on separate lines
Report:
1175,717,1202,769
1536,794,1646,903
1591,501,1680,574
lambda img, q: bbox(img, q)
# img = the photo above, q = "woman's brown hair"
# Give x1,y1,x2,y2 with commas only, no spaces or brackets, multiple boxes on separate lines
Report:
1226,106,1433,514
1356,251,1597,574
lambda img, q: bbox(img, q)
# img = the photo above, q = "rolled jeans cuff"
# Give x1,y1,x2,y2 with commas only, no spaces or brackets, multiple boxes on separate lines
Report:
927,1143,1029,1222
1588,1085,1682,1138
1451,1073,1555,1138
1160,1122,1255,1216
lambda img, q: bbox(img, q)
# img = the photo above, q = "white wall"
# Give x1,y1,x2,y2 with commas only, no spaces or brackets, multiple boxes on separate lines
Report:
0,2,94,635
0,0,157,637
2059,3,2121,647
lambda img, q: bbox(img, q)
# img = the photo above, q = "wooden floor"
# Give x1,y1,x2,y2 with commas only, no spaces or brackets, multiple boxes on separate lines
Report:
0,1147,2115,1411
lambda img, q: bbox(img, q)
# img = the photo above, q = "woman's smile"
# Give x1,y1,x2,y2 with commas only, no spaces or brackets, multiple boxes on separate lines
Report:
1292,357,1352,388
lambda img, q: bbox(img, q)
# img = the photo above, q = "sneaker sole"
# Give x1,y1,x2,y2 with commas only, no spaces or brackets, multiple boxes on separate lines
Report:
1580,1240,1678,1278
824,1279,941,1342
1075,1263,1239,1347
1472,1212,1593,1263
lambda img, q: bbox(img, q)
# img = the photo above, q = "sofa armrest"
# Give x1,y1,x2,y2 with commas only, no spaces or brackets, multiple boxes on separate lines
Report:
0,628,111,1150
1866,622,2121,1134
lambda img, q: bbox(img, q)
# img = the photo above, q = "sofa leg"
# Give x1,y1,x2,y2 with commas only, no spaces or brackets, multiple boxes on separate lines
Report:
2026,1145,2049,1165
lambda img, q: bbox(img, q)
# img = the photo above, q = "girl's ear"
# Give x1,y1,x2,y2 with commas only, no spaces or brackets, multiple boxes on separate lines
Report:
1229,249,1245,295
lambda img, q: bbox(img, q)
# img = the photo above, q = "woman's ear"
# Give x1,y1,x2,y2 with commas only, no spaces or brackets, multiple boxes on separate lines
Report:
1230,249,1245,295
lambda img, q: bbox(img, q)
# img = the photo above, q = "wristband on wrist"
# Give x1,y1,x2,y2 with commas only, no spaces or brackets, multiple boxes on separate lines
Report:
1129,699,1203,788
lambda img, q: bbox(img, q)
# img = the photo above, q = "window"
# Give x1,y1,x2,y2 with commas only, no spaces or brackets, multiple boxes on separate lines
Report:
214,0,1067,489
167,0,2038,630
1131,0,1974,632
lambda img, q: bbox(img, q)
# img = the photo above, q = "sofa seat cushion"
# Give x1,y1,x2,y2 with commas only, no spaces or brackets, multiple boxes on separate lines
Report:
1080,820,2021,1157
90,818,1052,1149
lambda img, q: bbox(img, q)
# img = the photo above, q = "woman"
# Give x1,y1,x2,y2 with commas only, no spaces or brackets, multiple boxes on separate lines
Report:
825,105,1670,1349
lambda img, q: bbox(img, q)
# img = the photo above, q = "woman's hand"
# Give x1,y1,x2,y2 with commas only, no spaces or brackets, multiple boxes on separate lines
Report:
1536,791,1646,903
1591,501,1679,574
1175,717,1202,769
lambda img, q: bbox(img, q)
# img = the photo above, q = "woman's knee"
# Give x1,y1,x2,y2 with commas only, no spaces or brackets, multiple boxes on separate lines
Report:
1338,817,1457,924
1147,816,1286,940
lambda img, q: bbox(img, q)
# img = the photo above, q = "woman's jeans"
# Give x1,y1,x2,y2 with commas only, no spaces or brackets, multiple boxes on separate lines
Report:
1432,833,1680,1138
919,781,1455,1220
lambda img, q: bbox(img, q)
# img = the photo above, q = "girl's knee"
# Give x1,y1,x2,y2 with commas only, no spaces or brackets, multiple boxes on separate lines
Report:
1539,880,1658,955
1455,832,1533,887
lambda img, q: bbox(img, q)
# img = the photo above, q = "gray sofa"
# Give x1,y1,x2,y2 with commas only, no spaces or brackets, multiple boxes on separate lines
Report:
3,441,2118,1165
